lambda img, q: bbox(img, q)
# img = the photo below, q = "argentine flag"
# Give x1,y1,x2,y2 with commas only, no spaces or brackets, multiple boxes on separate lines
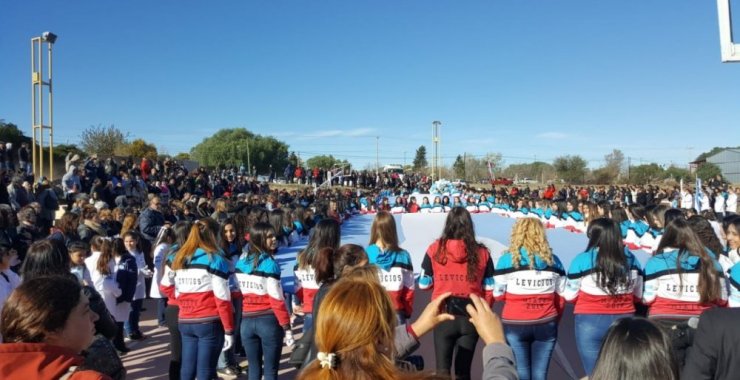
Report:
694,177,703,212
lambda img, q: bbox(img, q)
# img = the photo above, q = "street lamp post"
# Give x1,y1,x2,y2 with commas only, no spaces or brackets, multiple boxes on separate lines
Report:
432,121,441,180
31,31,57,180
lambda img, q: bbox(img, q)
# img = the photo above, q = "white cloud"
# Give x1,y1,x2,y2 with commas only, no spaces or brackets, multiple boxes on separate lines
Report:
272,128,378,139
536,132,568,139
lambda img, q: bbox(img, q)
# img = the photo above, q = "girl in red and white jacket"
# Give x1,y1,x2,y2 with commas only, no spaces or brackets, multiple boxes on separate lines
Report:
562,218,643,375
293,218,340,334
365,211,415,323
493,217,566,380
166,220,234,380
236,222,291,380
418,208,495,380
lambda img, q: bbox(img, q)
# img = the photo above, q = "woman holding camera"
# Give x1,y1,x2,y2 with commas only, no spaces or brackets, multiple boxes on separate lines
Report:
418,207,495,380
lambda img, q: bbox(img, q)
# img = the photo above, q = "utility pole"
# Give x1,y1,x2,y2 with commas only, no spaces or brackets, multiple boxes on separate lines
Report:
627,156,631,181
376,136,380,174
432,121,441,180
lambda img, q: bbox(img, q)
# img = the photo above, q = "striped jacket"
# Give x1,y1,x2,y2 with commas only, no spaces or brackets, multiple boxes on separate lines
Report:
366,244,415,317
235,252,290,327
160,248,234,333
562,247,643,314
493,248,566,324
643,249,727,318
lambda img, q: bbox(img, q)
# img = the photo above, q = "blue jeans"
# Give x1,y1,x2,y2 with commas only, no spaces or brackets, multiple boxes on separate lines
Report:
179,321,225,380
217,299,243,369
504,321,558,380
240,314,285,380
575,313,631,375
124,299,143,335
303,313,313,335
157,298,168,326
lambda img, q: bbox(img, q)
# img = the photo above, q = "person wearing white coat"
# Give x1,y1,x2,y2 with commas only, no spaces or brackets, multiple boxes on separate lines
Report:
150,227,176,327
85,236,132,353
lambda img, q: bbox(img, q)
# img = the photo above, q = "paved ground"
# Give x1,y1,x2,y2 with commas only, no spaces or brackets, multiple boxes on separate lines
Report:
121,298,301,380
122,295,584,380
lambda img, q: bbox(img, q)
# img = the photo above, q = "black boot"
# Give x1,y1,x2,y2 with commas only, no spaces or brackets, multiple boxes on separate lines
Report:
169,361,180,380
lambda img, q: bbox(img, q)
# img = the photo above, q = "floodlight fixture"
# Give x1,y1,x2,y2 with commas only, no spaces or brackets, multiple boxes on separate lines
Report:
41,31,57,44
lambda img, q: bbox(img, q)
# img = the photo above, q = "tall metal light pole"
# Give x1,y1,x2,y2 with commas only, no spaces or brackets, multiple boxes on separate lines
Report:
432,121,441,180
376,136,380,174
31,31,57,180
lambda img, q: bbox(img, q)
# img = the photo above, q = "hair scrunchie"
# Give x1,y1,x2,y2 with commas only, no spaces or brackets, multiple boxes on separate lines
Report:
317,351,337,369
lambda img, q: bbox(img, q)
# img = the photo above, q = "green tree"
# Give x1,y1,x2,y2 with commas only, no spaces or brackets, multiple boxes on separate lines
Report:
117,138,158,159
663,165,691,182
174,152,191,161
190,128,289,172
503,161,554,182
306,155,338,169
0,120,27,144
629,163,664,184
79,124,128,156
53,143,85,160
305,155,350,170
696,162,722,181
553,155,588,183
412,145,428,171
602,149,625,182
453,155,465,179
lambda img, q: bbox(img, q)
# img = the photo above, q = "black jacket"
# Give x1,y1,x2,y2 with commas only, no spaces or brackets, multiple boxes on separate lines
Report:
682,308,740,380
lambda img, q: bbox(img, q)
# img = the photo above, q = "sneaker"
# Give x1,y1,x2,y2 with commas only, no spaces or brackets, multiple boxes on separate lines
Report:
216,366,240,377
127,331,145,340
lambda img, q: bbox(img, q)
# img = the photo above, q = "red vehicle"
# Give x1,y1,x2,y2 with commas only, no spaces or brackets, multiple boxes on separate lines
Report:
491,177,514,186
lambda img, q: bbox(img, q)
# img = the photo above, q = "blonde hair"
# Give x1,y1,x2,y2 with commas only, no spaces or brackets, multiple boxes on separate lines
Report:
369,212,401,252
120,213,138,237
172,220,220,270
508,218,553,268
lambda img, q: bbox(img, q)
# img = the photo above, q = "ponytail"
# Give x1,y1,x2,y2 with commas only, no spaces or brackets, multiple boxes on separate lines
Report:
173,221,219,270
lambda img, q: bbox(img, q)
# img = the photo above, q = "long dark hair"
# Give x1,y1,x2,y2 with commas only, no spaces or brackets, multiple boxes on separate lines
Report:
686,216,725,256
19,240,71,279
656,218,722,304
435,207,482,282
297,218,340,269
219,217,243,253
246,222,275,269
313,244,368,284
586,218,629,295
591,317,678,380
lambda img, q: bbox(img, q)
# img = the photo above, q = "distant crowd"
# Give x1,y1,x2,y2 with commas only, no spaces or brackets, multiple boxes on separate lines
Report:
0,153,738,380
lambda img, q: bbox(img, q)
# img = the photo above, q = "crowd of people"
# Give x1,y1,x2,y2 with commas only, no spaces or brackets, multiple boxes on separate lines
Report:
0,154,738,379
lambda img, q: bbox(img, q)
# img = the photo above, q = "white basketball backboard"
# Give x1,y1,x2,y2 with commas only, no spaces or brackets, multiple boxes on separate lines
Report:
718,0,740,62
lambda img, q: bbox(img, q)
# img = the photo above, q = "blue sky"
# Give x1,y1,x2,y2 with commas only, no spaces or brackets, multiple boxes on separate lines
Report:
1,1,739,170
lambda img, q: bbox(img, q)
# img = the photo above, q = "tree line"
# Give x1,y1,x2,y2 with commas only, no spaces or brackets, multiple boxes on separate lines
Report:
0,120,727,183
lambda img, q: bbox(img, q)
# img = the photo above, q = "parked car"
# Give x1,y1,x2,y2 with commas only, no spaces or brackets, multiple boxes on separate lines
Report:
491,177,514,186
515,177,538,185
